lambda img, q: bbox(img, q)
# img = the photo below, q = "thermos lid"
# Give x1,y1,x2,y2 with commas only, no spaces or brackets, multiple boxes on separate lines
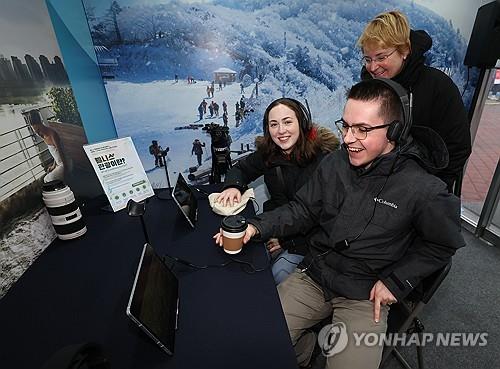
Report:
42,180,66,192
221,215,247,233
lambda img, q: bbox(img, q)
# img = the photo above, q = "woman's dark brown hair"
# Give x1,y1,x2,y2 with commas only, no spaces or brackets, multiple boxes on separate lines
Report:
258,98,320,166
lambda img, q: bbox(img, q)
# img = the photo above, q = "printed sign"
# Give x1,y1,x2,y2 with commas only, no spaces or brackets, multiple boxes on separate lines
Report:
84,137,154,211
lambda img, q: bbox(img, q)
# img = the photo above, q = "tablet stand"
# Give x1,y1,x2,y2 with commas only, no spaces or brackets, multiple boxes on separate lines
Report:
156,152,173,200
126,199,150,244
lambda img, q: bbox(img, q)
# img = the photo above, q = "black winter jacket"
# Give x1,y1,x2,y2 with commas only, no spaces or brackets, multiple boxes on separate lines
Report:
223,125,339,254
362,30,471,191
249,128,465,301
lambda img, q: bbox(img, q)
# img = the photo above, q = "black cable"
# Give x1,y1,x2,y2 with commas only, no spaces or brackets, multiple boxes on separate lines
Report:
298,248,333,273
224,238,273,274
227,255,271,274
162,242,271,274
163,253,232,270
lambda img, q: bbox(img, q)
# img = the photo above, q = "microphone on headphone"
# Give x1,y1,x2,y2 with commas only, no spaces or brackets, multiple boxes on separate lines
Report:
335,239,350,250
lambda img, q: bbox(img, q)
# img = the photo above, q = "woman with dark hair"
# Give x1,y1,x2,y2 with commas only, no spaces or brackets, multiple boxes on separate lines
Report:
216,98,339,283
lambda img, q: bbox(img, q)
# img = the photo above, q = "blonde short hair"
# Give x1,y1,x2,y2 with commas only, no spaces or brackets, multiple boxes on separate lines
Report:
358,11,411,55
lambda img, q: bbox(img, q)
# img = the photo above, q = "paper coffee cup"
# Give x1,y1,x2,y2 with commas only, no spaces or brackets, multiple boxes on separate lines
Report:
221,215,247,254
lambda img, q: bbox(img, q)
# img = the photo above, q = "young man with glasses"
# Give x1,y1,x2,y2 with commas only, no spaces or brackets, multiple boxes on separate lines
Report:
358,10,471,193
215,79,465,369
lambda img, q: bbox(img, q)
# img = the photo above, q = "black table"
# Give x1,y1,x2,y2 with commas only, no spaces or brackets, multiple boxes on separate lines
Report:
0,190,298,369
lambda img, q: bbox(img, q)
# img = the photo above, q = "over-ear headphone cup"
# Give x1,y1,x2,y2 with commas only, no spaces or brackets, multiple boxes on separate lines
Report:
301,115,312,132
373,78,411,143
386,120,403,142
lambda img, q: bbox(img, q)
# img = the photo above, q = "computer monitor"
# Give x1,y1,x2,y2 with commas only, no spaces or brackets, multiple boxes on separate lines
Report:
172,173,198,228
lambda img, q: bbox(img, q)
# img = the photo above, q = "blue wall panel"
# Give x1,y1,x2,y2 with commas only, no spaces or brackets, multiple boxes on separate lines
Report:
46,0,117,143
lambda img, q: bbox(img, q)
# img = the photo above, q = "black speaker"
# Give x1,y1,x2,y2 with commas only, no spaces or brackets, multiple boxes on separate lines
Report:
464,1,500,68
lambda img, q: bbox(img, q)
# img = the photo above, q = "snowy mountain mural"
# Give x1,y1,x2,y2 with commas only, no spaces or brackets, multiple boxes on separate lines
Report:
82,0,473,187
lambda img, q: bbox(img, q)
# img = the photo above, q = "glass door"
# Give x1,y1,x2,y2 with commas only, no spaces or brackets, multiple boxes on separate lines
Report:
461,67,500,246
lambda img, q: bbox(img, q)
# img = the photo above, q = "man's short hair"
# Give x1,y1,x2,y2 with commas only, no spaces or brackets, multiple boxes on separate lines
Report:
347,80,403,124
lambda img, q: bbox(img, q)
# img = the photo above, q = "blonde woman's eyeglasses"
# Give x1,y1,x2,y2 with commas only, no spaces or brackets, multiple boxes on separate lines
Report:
361,49,398,66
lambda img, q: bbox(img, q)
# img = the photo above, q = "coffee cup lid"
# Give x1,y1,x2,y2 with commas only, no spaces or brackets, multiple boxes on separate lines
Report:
221,215,247,233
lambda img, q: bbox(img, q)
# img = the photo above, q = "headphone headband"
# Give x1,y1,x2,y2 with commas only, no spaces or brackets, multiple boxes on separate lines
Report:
263,97,312,133
373,78,412,143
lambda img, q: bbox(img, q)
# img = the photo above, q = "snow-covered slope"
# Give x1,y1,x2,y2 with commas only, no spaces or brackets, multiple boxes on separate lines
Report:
84,0,471,187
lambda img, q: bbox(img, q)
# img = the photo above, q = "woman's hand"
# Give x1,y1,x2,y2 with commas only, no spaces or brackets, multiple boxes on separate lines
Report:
213,224,259,247
266,238,282,254
216,188,242,207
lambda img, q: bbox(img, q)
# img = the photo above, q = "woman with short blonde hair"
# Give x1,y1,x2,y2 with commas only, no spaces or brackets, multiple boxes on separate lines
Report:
358,10,471,192
358,10,411,56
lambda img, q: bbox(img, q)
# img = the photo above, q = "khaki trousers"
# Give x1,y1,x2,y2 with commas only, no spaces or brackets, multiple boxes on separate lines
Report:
277,270,389,369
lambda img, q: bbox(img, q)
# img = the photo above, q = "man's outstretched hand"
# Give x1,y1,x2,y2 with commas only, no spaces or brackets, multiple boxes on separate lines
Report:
213,224,259,247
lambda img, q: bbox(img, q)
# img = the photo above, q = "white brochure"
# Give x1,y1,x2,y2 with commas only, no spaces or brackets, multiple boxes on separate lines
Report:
84,137,154,211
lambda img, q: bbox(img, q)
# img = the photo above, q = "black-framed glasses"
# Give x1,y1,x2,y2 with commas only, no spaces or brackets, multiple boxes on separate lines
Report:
335,119,392,141
361,49,397,65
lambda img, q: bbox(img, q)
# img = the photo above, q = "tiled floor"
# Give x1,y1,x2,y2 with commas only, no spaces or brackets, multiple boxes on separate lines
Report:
461,100,499,205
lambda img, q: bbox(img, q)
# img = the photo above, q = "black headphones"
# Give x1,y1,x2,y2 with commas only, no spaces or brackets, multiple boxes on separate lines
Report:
372,78,412,144
263,97,313,134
